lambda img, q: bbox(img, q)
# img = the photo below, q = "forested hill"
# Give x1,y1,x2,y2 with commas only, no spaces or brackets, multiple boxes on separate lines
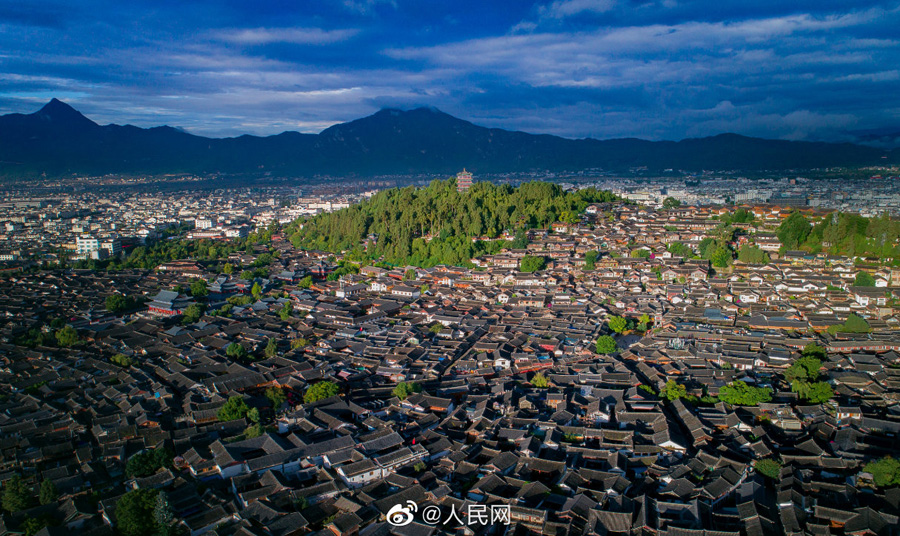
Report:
0,99,897,178
286,179,617,267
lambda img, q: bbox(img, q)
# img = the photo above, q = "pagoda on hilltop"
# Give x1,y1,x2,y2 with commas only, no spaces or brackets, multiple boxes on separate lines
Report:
456,169,473,192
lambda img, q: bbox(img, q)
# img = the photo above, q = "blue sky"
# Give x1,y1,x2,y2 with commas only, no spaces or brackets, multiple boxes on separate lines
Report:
1,0,899,142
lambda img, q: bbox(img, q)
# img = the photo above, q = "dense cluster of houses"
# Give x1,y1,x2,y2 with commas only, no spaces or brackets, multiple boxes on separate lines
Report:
1,201,900,536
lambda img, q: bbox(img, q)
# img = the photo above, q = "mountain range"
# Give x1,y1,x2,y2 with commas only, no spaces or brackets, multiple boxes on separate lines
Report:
0,99,895,178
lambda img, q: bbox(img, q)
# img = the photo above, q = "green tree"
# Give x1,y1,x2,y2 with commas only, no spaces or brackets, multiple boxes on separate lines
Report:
226,342,248,360
181,303,204,324
190,279,208,298
247,407,261,424
404,268,416,280
710,246,732,268
218,396,250,421
106,294,128,313
637,313,651,332
584,251,599,270
864,456,900,487
661,379,688,401
520,255,546,272
717,381,773,406
265,387,287,409
608,316,628,334
844,313,871,332
251,282,262,298
530,373,550,388
152,449,171,471
854,272,877,287
244,423,264,439
55,325,78,347
126,449,170,478
38,480,58,505
304,381,340,403
595,335,618,354
413,462,427,473
777,212,812,249
2,475,31,513
737,245,769,264
667,242,693,258
792,380,833,404
222,263,234,275
298,275,313,288
393,381,422,400
662,197,681,209
264,338,278,359
111,353,134,368
287,179,618,267
754,458,782,479
279,302,293,321
20,516,51,536
829,313,871,335
801,343,827,361
785,356,822,383
116,488,160,536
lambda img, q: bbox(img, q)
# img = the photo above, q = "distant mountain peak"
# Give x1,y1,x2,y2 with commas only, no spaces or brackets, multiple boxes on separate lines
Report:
378,105,443,114
0,98,895,178
35,98,97,128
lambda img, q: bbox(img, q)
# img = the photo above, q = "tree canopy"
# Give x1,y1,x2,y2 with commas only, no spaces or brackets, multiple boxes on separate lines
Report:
218,396,251,421
530,372,550,388
287,179,618,268
520,255,547,273
392,382,422,400
126,449,172,478
190,279,208,298
667,242,694,258
2,475,31,513
595,335,618,355
854,272,877,287
785,356,822,383
38,480,58,505
265,387,288,408
55,325,78,347
116,489,160,536
304,381,340,403
737,245,769,264
662,197,681,209
864,457,900,487
226,342,248,360
182,303,204,324
660,380,688,401
792,380,834,404
608,316,628,334
755,458,782,479
718,381,772,406
777,212,812,249
111,353,134,367
828,313,871,335
106,294,143,313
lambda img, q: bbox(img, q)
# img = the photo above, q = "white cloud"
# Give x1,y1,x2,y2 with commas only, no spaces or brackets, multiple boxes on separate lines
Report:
540,0,617,19
341,0,397,15
212,27,358,45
